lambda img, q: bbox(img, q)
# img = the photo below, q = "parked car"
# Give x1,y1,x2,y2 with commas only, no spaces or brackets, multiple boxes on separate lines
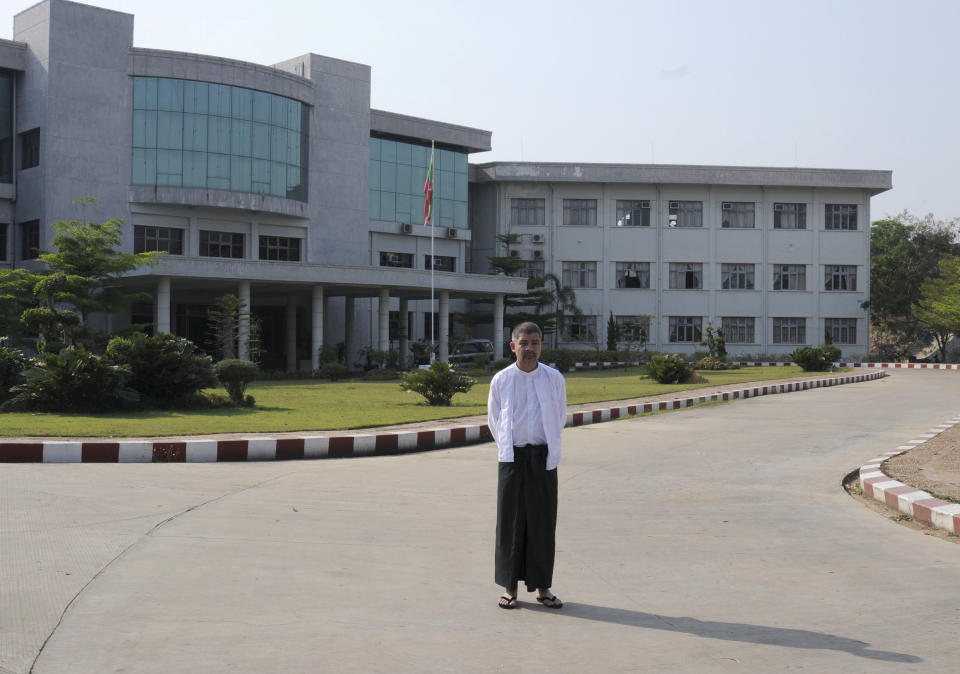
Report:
448,339,495,366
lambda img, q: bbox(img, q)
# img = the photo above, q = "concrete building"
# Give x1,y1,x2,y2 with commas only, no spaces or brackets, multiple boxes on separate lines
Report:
470,163,892,357
1,0,892,364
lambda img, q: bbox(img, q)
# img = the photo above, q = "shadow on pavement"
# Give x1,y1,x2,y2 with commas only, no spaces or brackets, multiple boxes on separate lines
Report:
554,604,921,663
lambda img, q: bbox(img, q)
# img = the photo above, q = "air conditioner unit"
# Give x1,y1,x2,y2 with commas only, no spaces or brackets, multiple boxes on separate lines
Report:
722,202,733,210
640,200,651,208
533,250,543,259
532,233,545,244
669,201,680,209
774,204,785,212
446,228,458,238
401,223,413,234
509,249,519,258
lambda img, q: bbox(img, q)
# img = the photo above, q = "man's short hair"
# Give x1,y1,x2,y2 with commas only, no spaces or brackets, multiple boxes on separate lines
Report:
511,322,542,342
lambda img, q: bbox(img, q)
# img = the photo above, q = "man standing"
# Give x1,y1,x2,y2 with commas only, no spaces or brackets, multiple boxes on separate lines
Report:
488,322,567,609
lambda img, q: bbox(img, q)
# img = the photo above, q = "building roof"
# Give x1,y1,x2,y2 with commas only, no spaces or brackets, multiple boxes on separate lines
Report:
370,110,492,154
471,162,892,194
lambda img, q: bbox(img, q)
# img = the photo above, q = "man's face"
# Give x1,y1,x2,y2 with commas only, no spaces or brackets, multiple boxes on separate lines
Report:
510,331,542,372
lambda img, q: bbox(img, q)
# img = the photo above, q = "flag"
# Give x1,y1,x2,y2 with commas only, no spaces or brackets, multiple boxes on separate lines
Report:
423,144,434,226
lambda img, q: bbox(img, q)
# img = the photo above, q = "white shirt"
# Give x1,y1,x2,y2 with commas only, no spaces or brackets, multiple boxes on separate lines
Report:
511,366,546,447
487,361,567,470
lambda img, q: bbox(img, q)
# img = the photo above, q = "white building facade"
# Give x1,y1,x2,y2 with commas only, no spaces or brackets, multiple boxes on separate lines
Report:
470,164,892,358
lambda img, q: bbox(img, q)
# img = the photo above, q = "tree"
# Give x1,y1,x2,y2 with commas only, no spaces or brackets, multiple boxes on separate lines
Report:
205,294,263,363
913,255,960,362
606,313,618,351
866,212,960,359
534,273,582,348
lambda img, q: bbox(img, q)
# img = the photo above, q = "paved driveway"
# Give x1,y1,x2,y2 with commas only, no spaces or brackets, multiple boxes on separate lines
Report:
2,370,959,673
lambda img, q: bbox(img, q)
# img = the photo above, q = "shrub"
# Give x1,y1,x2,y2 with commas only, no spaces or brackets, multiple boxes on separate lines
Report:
694,356,735,370
0,337,27,403
490,358,513,371
317,362,349,381
552,350,577,373
642,353,693,384
362,367,400,381
2,346,138,413
214,359,258,405
791,344,842,372
400,361,476,406
105,332,216,408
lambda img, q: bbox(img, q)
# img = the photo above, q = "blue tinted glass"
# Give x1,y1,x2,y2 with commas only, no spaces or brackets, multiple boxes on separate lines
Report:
208,153,230,181
370,137,380,160
156,112,183,150
369,159,380,190
396,164,412,194
396,194,411,221
270,126,285,161
157,78,183,111
183,151,206,187
381,140,396,162
208,84,231,116
183,113,207,151
231,88,252,120
380,192,396,220
252,159,271,192
253,92,271,122
439,149,453,171
454,152,467,174
231,119,252,155
439,198,453,226
369,190,380,219
132,148,155,184
252,123,270,159
231,156,251,192
184,81,208,114
271,97,286,127
411,144,427,167
454,201,467,228
380,161,396,192
207,116,230,153
396,142,411,165
270,162,285,196
454,174,467,201
439,170,454,198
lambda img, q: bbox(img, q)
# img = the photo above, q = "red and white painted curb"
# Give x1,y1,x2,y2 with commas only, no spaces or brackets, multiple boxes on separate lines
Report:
858,418,960,536
737,361,960,370
0,370,885,463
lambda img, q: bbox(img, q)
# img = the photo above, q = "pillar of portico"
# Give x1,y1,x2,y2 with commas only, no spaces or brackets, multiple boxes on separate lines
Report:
439,291,450,363
285,294,297,372
156,277,171,334
398,297,409,369
311,286,324,370
378,288,390,357
344,296,355,370
493,293,505,359
238,281,251,361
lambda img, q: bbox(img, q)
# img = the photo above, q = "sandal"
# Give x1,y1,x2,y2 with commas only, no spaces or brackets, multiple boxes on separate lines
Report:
498,594,518,609
536,595,562,609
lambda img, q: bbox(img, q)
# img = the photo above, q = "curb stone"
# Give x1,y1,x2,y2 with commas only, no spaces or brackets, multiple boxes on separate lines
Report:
1,370,885,463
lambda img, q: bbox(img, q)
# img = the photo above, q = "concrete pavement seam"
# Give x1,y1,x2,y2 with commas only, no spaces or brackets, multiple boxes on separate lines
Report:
1,369,886,463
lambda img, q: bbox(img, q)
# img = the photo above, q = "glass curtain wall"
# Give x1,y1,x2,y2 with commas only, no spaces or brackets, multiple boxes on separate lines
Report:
369,137,468,229
0,70,13,183
132,77,309,201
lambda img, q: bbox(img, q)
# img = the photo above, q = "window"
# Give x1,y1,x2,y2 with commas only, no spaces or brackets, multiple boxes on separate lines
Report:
615,315,649,343
669,262,702,289
616,200,650,227
668,200,702,228
615,262,650,288
0,223,6,261
0,71,11,183
565,315,597,342
562,261,597,288
511,198,545,226
824,265,857,291
825,318,857,344
133,77,309,201
721,317,755,344
134,225,184,254
772,318,806,345
669,316,702,343
259,235,301,261
773,264,806,290
19,128,39,170
515,260,545,278
721,263,755,290
563,199,597,226
20,220,39,260
773,203,806,229
825,204,858,230
425,255,455,272
380,251,414,268
721,202,755,228
199,230,244,258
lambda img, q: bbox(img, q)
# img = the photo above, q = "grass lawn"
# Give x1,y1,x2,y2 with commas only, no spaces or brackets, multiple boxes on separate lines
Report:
0,366,830,438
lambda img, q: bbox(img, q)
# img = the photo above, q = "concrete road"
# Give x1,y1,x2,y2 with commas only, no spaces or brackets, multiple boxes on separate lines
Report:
2,369,959,673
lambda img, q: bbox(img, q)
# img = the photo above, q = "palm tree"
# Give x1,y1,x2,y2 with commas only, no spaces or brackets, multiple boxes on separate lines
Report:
531,273,582,348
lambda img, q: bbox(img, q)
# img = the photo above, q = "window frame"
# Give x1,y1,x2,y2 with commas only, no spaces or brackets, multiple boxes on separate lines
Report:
615,200,651,227
615,261,651,289
824,318,857,344
720,263,755,290
668,200,703,228
824,204,858,231
19,128,40,170
824,265,857,291
721,316,755,344
773,264,806,291
198,230,244,259
562,199,597,226
258,235,301,261
424,254,455,272
773,203,807,230
614,315,650,343
565,314,597,342
772,317,806,345
510,198,545,226
720,201,755,229
561,260,597,288
669,316,703,343
379,251,414,268
669,262,703,289
134,225,184,255
20,220,40,260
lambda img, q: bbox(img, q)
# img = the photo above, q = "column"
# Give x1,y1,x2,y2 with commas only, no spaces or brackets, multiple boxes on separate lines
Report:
398,297,409,369
439,291,449,363
156,276,171,334
238,280,251,361
378,288,390,356
285,294,297,372
493,294,505,359
344,296,355,370
311,286,324,370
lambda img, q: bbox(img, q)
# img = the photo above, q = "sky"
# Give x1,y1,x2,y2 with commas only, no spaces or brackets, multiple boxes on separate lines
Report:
5,0,960,221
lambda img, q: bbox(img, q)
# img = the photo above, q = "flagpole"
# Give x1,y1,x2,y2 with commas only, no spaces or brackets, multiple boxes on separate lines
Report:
425,141,436,363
